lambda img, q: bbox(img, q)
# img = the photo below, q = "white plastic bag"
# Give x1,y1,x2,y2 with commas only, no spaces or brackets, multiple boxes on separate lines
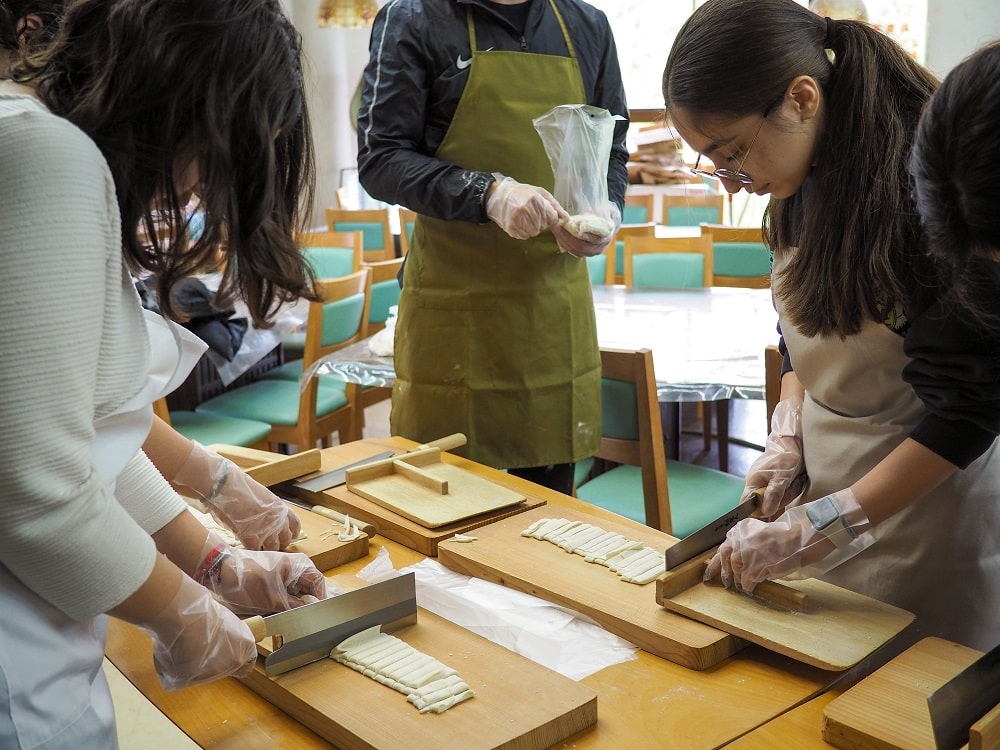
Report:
533,104,619,239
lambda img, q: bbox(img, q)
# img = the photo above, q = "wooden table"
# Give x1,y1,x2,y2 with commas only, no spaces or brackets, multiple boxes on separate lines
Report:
106,437,837,749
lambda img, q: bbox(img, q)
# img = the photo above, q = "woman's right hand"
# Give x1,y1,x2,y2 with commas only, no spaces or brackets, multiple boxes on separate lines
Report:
137,571,257,691
744,395,807,517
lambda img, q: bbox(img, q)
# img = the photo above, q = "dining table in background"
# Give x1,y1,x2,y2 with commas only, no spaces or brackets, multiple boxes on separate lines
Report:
309,285,779,460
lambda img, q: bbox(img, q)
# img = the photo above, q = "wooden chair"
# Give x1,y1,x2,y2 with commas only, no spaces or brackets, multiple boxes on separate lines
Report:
765,343,783,430
661,192,724,227
622,192,654,225
609,222,656,285
623,234,713,288
701,223,771,289
325,207,394,262
283,230,364,361
584,241,616,286
397,207,417,256
195,269,371,452
154,398,272,450
297,230,363,276
623,234,728,468
574,347,744,536
351,256,404,437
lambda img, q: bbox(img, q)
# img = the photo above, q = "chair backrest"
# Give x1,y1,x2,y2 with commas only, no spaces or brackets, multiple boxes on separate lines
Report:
303,269,372,369
362,257,404,332
622,192,654,225
595,347,671,532
624,234,713,288
610,221,656,284
585,250,610,286
662,192,724,227
325,207,394,262
397,207,417,256
296,230,363,278
153,398,173,424
700,223,771,289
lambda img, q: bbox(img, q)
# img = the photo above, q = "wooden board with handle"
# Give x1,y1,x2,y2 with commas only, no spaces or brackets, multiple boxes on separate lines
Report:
345,447,527,528
207,444,369,572
436,504,744,671
822,637,993,750
241,575,598,750
286,441,547,556
655,554,914,671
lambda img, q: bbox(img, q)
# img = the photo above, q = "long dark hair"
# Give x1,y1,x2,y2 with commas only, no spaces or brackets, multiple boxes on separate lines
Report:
16,0,317,326
663,0,938,337
912,41,1000,333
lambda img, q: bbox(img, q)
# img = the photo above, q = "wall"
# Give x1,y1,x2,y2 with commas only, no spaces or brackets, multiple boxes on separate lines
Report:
925,0,1000,77
283,0,373,226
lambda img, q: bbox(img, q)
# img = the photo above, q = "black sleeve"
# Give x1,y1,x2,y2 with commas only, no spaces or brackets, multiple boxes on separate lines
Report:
903,299,1000,468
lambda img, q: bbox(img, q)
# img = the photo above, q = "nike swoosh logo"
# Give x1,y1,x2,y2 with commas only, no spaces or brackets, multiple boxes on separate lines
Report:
456,55,472,70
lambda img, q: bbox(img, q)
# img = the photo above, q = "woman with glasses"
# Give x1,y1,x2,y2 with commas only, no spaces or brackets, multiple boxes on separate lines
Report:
662,0,1000,652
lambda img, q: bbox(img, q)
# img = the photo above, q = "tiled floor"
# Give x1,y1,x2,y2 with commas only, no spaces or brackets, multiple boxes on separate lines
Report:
108,396,765,745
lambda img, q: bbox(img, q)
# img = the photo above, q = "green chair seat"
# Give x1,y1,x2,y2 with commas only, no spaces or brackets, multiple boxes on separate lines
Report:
260,359,347,391
576,460,744,539
195,378,348,427
713,242,772,277
167,410,272,447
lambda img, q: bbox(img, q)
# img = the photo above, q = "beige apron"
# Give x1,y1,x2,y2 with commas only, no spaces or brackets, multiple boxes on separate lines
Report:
775,252,1000,650
391,1,601,468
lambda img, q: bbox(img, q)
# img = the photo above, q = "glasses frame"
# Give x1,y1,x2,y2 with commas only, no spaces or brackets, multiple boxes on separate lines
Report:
689,104,774,185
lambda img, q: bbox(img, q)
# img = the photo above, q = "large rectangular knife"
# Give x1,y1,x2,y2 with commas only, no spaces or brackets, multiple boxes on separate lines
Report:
927,641,1000,750
245,573,417,676
664,489,762,570
291,433,467,492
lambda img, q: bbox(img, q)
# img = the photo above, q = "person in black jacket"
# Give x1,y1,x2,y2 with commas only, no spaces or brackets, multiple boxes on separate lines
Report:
357,0,629,494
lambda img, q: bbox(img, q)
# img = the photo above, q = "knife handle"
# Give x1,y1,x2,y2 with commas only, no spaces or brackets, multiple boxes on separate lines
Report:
413,433,467,453
246,615,267,642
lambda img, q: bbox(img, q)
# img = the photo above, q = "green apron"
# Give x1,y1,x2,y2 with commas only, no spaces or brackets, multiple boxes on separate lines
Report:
391,0,601,469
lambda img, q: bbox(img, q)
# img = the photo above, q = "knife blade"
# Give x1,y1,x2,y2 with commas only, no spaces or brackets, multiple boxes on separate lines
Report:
291,433,467,493
664,488,763,570
928,641,1000,750
245,573,417,676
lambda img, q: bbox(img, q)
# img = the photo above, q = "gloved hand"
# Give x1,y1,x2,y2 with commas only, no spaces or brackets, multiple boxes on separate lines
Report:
553,202,621,258
170,441,301,551
137,569,258,691
486,174,567,240
193,532,331,615
704,488,876,594
743,395,807,517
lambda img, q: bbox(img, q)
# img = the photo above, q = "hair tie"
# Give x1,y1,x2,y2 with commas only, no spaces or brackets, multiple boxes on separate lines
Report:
824,16,836,48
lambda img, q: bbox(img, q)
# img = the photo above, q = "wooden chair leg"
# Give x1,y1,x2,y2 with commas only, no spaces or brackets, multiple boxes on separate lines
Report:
715,400,729,473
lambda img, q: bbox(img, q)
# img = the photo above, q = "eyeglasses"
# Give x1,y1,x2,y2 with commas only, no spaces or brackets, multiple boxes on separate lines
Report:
690,108,770,185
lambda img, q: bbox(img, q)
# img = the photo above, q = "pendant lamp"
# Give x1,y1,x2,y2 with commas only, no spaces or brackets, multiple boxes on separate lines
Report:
317,0,378,28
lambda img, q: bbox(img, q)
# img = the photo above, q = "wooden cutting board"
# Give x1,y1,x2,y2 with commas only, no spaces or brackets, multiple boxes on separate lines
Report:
822,637,992,750
436,504,744,671
241,577,598,750
287,446,546,556
206,444,369,572
345,448,527,528
655,552,914,671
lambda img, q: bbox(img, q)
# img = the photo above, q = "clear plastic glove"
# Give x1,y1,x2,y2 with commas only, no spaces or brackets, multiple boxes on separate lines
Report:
137,570,257,691
193,532,330,615
704,488,876,594
486,174,567,240
743,396,807,517
171,441,301,551
553,202,621,258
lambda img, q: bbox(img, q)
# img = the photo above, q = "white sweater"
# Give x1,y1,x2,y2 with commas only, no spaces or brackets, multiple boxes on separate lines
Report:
0,93,184,620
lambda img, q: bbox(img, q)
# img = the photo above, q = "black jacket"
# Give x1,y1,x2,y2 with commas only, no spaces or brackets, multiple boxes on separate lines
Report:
356,0,629,224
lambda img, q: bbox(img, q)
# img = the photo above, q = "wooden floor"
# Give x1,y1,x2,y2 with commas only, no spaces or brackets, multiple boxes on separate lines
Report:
360,397,767,480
